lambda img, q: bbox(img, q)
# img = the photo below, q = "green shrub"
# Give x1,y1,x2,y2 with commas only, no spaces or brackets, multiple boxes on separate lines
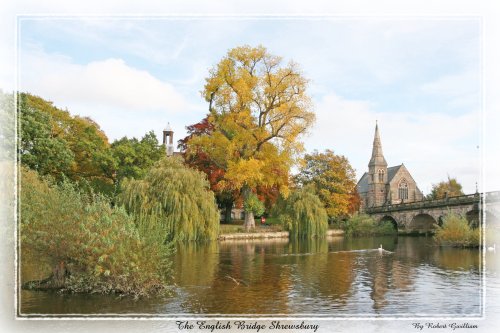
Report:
20,167,172,298
244,192,265,216
434,213,479,248
278,185,328,239
343,214,397,237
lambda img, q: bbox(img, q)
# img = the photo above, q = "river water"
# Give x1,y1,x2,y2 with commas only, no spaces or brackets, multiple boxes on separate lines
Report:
20,236,488,317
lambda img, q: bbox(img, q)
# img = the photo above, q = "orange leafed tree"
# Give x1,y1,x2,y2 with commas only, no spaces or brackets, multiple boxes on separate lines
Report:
184,45,315,230
295,149,359,222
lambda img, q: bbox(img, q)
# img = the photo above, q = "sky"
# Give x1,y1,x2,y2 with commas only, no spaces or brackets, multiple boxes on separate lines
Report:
16,17,482,195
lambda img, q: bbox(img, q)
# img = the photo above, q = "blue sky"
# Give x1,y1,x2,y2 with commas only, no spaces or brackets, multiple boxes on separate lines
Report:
18,17,481,194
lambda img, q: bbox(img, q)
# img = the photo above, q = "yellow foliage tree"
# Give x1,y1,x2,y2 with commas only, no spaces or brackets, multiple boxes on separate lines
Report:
295,149,358,222
186,45,315,230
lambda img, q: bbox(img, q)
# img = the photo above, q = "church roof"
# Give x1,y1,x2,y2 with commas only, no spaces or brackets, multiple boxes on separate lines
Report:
357,172,370,193
356,164,403,193
387,165,402,183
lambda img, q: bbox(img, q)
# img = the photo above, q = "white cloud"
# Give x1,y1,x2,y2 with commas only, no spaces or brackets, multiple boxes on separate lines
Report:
17,46,205,144
306,92,481,194
20,48,187,112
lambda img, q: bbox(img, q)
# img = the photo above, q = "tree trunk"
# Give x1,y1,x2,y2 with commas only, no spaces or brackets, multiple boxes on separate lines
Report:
22,261,70,291
244,210,255,231
242,186,255,231
224,201,233,224
52,261,69,288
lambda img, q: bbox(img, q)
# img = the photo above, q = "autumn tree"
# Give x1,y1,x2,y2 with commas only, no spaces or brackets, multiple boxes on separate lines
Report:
18,93,116,193
178,117,237,223
185,45,315,230
427,176,464,200
295,149,358,222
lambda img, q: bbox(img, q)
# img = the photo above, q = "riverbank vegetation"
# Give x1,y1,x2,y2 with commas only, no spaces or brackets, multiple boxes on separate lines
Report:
434,213,480,248
341,214,397,237
20,167,173,298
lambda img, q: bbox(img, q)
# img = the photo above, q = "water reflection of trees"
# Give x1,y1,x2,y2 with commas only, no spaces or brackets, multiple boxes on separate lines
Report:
176,239,293,314
432,247,480,271
288,238,355,309
174,241,220,286
174,236,481,314
367,237,481,311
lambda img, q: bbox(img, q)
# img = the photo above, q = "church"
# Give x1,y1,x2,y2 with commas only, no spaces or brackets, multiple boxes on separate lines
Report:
357,123,423,210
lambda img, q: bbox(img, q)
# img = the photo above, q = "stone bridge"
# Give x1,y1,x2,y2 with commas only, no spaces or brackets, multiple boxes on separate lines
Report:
365,191,500,234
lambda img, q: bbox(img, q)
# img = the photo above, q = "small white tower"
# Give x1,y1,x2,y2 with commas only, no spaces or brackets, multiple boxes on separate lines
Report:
163,123,174,156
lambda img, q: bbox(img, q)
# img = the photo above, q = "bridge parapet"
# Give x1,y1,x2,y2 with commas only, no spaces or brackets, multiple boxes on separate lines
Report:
364,191,500,233
366,193,482,214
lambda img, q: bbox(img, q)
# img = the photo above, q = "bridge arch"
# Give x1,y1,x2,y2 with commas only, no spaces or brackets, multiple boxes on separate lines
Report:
408,213,438,233
437,215,445,227
466,209,480,228
379,215,398,231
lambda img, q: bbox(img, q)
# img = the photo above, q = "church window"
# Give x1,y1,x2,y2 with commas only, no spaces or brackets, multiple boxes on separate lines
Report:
378,169,385,182
399,180,408,200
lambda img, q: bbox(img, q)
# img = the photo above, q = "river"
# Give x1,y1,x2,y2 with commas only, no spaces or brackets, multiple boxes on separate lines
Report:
19,235,490,317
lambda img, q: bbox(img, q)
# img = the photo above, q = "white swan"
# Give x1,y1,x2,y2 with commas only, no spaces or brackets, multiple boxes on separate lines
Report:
487,244,496,252
378,244,383,253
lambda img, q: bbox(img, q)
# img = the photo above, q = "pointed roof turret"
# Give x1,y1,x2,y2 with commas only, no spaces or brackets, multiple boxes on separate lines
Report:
369,121,387,168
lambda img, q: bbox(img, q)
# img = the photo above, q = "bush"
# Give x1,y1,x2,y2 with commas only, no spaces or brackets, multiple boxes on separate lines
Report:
20,167,172,298
278,185,328,239
244,192,265,216
434,213,479,248
343,214,397,237
119,157,220,241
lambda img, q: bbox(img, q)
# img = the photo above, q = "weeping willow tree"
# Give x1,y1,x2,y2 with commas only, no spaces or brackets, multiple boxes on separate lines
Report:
278,185,328,239
119,157,220,241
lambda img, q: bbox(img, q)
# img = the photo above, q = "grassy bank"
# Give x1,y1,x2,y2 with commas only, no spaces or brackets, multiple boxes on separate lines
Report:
220,220,283,234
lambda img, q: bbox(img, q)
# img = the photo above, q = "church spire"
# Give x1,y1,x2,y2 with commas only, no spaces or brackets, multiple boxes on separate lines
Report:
369,121,387,168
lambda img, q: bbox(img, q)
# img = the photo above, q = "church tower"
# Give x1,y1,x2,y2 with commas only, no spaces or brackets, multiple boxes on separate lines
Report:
367,122,388,207
163,123,174,156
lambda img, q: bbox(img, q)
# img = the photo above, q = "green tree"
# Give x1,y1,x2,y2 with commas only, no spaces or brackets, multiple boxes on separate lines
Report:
244,192,265,217
277,185,328,239
18,93,116,193
20,167,172,297
119,157,220,241
427,176,464,199
295,149,358,222
18,93,75,178
111,131,164,184
342,213,396,237
186,45,315,230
